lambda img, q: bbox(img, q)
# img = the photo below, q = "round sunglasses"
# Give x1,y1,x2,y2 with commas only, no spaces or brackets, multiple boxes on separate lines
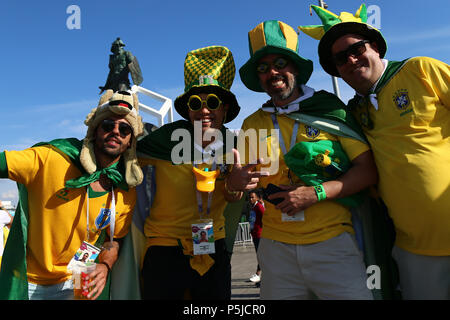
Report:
256,57,289,74
100,119,133,136
187,94,223,112
332,40,371,66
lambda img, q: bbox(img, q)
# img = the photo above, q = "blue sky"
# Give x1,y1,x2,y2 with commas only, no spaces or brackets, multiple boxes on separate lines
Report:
1,0,449,205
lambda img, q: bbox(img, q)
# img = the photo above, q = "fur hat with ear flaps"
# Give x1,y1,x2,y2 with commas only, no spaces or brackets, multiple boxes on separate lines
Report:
80,89,144,188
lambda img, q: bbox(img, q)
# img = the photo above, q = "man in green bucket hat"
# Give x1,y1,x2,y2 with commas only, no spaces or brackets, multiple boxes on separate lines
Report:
137,45,243,300
226,20,378,299
299,3,450,300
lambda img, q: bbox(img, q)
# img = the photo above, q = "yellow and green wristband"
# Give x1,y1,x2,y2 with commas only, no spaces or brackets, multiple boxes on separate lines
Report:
313,184,327,202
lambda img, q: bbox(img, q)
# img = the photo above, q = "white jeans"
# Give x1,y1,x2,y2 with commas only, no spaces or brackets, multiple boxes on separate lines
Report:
392,246,450,300
258,232,373,300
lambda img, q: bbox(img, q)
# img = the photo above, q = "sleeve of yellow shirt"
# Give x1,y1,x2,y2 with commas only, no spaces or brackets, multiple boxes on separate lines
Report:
3,146,52,186
419,57,450,110
338,136,370,161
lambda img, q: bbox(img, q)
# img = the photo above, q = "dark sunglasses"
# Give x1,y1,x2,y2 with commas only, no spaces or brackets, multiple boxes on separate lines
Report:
187,94,223,112
256,57,289,73
100,119,133,136
332,40,371,66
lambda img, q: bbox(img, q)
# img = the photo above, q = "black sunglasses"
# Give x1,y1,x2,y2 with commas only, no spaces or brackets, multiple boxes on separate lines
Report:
256,57,289,73
100,119,133,136
332,40,371,66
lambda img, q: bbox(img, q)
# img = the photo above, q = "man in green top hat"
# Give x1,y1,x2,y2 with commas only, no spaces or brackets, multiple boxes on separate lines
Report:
0,90,144,300
136,45,243,300
300,3,450,300
226,20,378,299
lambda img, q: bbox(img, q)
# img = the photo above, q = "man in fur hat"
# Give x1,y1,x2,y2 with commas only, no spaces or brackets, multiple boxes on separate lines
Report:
0,90,144,300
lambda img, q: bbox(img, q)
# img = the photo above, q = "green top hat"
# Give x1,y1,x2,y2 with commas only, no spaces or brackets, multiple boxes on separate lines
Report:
298,4,387,77
239,20,313,92
174,46,240,123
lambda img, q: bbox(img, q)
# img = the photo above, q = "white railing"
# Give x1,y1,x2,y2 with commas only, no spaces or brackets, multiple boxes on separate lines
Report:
234,222,253,247
131,85,174,126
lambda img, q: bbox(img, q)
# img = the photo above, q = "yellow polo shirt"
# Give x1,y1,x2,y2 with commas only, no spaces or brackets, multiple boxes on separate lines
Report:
351,57,450,255
4,146,136,285
241,109,369,244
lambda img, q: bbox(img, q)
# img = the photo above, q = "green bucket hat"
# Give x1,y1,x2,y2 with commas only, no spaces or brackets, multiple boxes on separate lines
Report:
174,46,240,123
239,20,313,92
298,3,387,77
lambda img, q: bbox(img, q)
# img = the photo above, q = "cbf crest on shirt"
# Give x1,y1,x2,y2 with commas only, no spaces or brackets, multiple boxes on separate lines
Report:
392,89,413,116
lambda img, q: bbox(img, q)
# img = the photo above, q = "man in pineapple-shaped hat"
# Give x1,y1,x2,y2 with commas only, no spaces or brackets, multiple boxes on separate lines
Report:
137,45,242,300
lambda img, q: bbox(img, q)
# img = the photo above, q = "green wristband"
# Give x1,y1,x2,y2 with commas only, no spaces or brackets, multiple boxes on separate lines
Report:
313,184,327,202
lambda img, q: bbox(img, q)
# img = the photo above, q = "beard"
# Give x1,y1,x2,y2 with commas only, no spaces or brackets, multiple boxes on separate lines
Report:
264,74,298,102
95,135,130,160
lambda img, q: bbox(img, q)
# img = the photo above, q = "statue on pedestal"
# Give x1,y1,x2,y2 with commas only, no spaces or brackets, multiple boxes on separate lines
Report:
99,37,143,94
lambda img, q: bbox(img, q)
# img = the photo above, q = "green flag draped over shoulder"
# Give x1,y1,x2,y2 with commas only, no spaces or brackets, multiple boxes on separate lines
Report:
0,138,115,300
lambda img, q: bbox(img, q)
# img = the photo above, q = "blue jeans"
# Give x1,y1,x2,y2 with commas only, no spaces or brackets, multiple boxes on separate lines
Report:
28,279,74,300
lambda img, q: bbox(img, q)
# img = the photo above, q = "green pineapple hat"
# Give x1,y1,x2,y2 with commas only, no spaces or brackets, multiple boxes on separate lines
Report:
239,20,313,92
174,45,240,123
298,3,387,77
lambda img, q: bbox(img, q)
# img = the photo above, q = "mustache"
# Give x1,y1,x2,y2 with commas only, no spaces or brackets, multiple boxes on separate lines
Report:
268,75,285,83
105,134,122,145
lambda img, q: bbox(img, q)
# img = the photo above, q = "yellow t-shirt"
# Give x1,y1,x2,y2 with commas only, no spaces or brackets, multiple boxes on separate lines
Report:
5,146,136,285
241,109,369,244
351,56,450,255
139,158,229,246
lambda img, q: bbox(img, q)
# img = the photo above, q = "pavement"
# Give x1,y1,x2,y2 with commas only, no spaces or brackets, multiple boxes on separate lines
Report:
230,242,260,300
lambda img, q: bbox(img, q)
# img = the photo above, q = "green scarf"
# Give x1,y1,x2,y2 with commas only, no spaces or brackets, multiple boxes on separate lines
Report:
0,138,121,300
265,90,368,206
347,59,409,130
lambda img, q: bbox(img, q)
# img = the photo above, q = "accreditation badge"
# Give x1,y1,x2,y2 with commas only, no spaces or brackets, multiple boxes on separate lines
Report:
191,219,215,255
67,241,101,271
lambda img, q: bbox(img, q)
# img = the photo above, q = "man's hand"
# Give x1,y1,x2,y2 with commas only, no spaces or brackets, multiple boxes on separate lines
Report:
226,148,269,191
86,241,119,300
269,184,318,216
86,263,110,300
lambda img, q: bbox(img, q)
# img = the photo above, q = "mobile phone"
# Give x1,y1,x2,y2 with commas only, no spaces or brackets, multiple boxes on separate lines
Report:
262,183,285,205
